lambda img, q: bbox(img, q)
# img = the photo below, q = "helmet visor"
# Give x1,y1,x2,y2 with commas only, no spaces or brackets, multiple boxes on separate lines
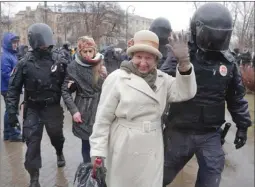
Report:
196,25,232,51
35,32,54,48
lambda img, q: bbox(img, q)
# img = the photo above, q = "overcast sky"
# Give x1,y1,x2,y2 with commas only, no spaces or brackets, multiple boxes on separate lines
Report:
3,1,198,31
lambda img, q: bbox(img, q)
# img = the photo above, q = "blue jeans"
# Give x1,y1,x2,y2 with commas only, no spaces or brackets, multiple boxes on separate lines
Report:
82,139,91,163
1,92,21,140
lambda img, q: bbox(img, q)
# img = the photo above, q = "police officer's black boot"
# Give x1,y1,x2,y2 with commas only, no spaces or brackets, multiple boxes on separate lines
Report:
57,152,66,167
28,169,40,187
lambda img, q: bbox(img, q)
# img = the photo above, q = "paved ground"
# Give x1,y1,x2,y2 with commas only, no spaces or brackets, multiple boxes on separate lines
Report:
0,97,82,187
0,94,254,187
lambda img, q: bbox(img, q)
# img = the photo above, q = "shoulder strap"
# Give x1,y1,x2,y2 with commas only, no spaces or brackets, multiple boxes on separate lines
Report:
221,50,235,64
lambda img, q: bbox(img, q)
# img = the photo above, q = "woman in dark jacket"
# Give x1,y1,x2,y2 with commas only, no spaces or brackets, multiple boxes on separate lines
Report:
61,36,107,163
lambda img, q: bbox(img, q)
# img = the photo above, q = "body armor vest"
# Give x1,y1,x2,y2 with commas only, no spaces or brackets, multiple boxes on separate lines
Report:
23,52,66,103
168,51,235,131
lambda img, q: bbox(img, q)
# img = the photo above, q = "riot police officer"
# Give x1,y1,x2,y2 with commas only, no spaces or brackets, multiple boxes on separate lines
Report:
149,17,177,76
231,48,241,65
6,23,67,187
60,41,72,63
163,3,252,187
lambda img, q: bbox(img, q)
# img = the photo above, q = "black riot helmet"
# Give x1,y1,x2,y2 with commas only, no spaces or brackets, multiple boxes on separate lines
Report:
63,41,71,50
28,23,54,49
63,41,70,47
190,3,233,52
149,17,172,45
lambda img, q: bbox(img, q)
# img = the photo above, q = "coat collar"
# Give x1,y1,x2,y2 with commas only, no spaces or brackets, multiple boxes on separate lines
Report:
119,69,165,103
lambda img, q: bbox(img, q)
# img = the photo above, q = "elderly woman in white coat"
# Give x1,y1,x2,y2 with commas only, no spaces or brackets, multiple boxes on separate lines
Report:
89,30,197,187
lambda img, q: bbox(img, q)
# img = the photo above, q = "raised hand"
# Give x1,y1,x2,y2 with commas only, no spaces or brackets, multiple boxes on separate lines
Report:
166,32,191,72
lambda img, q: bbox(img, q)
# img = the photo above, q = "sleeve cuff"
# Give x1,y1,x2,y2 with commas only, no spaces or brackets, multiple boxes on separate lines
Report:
179,67,192,75
90,149,107,158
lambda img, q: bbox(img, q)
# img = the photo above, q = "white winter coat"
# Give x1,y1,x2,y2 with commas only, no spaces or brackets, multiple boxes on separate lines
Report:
89,67,197,187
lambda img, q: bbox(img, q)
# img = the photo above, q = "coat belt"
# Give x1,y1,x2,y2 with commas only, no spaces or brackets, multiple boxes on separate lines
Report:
117,118,161,133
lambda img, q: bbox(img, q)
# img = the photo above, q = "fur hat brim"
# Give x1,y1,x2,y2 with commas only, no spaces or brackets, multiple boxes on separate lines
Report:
127,44,162,59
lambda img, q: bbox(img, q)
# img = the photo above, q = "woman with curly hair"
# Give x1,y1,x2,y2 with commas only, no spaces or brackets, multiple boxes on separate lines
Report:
62,36,107,163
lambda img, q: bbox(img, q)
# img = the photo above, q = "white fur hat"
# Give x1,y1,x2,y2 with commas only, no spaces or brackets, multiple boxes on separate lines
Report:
127,30,162,59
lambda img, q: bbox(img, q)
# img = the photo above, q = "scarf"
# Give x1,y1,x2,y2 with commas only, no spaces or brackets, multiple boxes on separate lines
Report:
120,60,157,91
75,53,93,67
75,52,102,86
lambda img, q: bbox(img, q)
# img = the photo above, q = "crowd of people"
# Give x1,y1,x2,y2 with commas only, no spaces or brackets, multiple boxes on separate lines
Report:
231,48,255,67
0,2,252,187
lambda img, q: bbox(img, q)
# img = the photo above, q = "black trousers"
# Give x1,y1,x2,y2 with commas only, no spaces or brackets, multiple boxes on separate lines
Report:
163,128,225,187
23,104,65,170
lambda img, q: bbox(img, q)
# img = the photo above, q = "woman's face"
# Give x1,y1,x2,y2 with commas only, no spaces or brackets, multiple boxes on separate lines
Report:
12,40,19,51
132,51,157,73
80,47,95,59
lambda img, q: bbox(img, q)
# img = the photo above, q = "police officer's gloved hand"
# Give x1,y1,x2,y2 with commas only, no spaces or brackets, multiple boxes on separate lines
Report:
8,114,19,127
234,128,248,149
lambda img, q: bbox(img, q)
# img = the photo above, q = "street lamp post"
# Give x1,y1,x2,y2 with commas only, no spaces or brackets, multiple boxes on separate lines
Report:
125,5,135,45
253,2,255,54
0,2,2,25
0,1,1,90
44,1,47,24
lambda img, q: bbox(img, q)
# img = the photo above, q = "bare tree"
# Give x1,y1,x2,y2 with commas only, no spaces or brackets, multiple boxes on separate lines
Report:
234,2,254,51
65,2,125,46
0,2,13,32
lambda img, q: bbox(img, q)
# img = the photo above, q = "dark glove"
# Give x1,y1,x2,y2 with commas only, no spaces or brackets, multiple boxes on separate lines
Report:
8,114,19,127
234,128,248,149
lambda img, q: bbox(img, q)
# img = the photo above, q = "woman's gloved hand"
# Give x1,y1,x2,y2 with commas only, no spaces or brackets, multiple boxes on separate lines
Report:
91,156,105,168
167,32,191,72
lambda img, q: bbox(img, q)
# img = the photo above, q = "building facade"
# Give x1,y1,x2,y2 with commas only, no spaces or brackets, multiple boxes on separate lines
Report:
11,4,154,49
